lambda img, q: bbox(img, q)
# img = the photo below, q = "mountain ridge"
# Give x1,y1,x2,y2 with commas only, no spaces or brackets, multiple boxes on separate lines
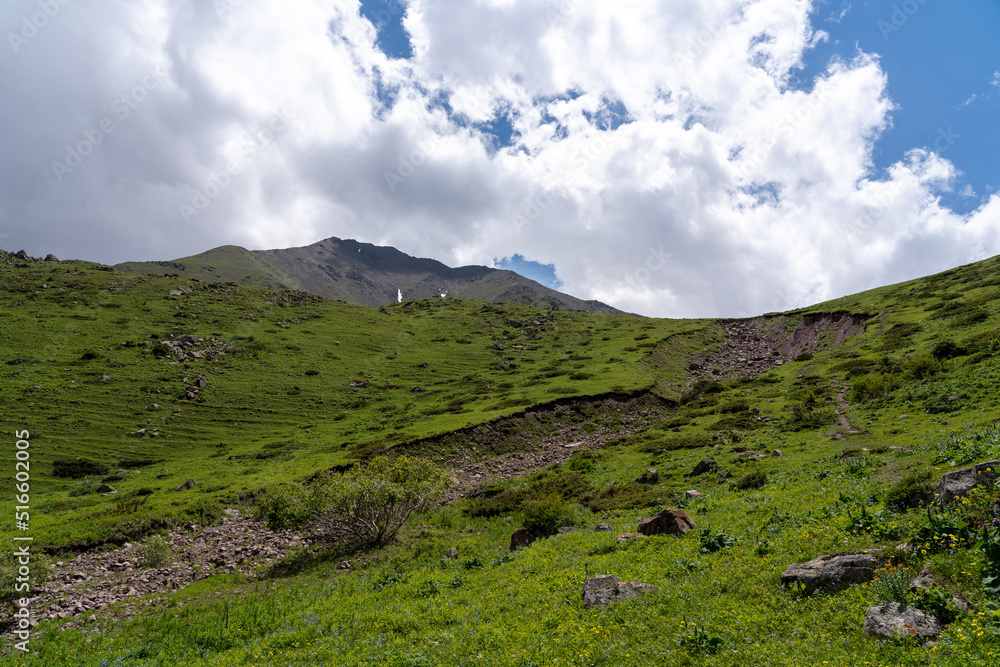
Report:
115,237,628,315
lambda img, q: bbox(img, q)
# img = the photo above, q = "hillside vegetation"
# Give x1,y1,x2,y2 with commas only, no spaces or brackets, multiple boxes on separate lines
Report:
3,250,1000,665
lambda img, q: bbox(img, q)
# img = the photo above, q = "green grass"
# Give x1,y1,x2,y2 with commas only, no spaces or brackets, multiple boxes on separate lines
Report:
5,251,1000,664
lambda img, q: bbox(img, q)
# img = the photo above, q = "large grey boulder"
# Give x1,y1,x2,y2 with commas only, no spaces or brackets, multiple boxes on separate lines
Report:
933,460,1000,504
780,552,884,594
863,602,941,639
582,575,655,609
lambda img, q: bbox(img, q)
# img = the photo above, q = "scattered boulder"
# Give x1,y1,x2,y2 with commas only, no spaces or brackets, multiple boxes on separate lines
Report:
781,552,885,594
771,449,783,457
411,386,425,393
731,451,767,463
863,602,941,640
685,490,703,499
933,460,1000,504
594,523,612,532
510,528,535,551
616,532,643,545
638,509,698,536
446,546,459,560
717,470,733,484
44,254,59,262
175,478,198,492
582,575,655,609
337,560,351,570
96,484,116,494
689,459,718,477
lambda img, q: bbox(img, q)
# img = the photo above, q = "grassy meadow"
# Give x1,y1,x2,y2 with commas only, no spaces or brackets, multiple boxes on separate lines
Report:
3,251,1000,664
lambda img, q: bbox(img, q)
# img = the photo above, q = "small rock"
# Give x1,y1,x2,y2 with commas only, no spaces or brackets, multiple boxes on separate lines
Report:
594,523,612,532
616,532,643,545
582,575,655,609
771,449,783,457
781,552,885,594
510,528,535,551
336,561,351,570
863,602,941,639
638,509,698,536
175,478,198,492
96,484,116,494
684,490,702,499
688,459,718,477
933,459,1000,504
446,546,459,559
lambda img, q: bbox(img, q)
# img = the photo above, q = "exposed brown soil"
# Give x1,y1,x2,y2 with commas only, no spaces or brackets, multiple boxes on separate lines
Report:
686,312,870,385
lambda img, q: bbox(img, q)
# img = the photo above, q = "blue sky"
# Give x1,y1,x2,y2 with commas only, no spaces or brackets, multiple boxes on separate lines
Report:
800,0,1000,213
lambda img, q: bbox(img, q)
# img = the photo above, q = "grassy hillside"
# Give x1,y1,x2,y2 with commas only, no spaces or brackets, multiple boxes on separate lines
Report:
4,251,1000,665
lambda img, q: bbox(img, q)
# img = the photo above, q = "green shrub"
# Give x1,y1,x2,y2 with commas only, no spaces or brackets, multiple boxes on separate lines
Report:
932,340,966,360
699,528,735,554
869,565,912,604
904,354,942,381
309,456,449,549
851,373,898,402
734,469,767,490
253,483,310,530
52,458,109,479
883,470,935,510
521,493,571,536
136,536,174,569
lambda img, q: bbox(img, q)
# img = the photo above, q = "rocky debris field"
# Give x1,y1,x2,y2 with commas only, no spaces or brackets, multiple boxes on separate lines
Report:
686,313,870,386
14,510,305,635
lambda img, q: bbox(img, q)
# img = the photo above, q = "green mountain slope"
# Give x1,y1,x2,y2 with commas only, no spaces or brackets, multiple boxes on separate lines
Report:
115,237,628,314
4,249,1000,665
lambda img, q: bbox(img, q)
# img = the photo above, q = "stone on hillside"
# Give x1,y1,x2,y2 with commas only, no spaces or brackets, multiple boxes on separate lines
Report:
510,528,535,551
909,566,937,591
97,484,116,494
933,460,1000,504
446,546,459,559
730,451,766,463
717,470,733,484
175,478,198,492
115,470,129,476
863,602,941,639
582,574,655,609
685,490,702,499
689,459,718,477
411,385,425,393
638,509,698,536
781,552,884,594
493,342,507,350
44,254,59,262
595,523,612,532
616,532,643,545
15,250,29,260
771,449,783,457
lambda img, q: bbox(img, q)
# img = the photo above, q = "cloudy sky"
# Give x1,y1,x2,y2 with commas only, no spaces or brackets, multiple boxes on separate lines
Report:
1,0,998,317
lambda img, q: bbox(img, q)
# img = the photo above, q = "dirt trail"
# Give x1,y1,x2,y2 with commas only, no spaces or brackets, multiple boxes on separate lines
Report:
833,383,860,440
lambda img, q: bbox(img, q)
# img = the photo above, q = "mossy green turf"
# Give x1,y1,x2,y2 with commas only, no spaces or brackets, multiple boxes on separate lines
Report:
4,254,1000,665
